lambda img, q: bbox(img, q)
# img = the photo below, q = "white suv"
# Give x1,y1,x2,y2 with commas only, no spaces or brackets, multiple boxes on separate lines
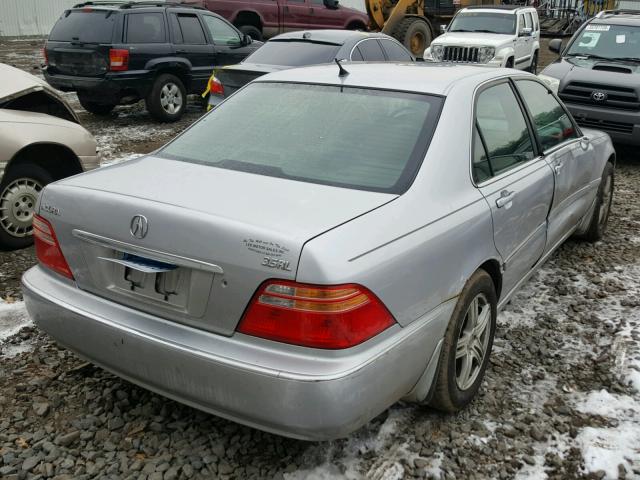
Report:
424,5,540,72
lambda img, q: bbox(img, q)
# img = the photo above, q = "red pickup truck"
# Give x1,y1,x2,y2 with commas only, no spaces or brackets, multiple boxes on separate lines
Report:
181,0,369,40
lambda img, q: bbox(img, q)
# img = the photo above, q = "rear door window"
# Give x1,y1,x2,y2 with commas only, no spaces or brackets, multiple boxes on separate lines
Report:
475,82,535,178
126,13,166,43
515,80,578,151
379,39,413,61
357,39,386,61
244,41,341,66
49,10,116,43
160,83,443,194
177,14,207,44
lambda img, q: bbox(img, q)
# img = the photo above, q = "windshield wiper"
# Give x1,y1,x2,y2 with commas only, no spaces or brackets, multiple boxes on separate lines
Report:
565,52,614,61
471,29,500,33
610,57,640,63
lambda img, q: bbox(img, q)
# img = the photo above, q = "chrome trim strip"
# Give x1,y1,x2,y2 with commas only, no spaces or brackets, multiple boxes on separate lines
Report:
72,229,224,274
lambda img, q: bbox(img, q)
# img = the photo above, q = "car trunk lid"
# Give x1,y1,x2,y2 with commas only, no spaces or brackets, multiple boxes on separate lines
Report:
40,156,396,335
215,64,282,96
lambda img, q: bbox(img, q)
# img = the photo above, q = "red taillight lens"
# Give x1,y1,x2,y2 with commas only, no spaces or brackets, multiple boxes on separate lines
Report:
109,49,129,71
208,75,224,96
33,214,73,280
237,280,396,349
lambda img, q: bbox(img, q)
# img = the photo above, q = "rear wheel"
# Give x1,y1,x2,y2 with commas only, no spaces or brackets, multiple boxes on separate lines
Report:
239,25,262,41
429,269,497,412
77,94,116,116
0,164,53,250
145,74,187,122
578,162,614,242
392,18,432,58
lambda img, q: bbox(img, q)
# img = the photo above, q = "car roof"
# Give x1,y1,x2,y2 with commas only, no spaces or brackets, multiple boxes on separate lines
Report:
592,10,640,26
255,62,517,96
269,29,390,46
461,5,532,14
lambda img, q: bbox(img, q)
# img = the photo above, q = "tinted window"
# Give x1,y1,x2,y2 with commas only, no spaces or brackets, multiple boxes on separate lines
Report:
160,83,443,193
475,82,535,177
473,125,491,183
202,15,241,45
350,47,364,61
357,39,386,61
312,0,324,4
516,80,578,151
177,14,206,44
127,13,165,43
245,41,340,66
449,12,516,35
380,39,412,61
49,10,115,43
169,14,183,43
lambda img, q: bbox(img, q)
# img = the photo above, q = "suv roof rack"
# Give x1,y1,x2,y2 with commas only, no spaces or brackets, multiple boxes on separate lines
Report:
465,5,523,10
72,1,204,10
596,9,640,18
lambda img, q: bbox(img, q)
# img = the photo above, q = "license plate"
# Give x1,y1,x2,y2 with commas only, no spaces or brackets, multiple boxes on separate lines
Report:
99,253,177,273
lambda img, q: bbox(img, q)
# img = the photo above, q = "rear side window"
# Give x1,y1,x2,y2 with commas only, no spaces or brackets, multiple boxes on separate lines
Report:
357,39,386,61
127,13,166,43
244,41,340,66
202,15,241,45
516,80,578,151
177,14,207,44
474,82,535,179
524,12,533,29
160,83,443,194
380,39,412,61
49,10,116,43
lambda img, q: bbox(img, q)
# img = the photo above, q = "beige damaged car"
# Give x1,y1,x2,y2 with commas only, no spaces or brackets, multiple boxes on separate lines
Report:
0,63,99,250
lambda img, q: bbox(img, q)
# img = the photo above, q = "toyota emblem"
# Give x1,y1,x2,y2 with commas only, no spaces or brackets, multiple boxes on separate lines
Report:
591,91,607,102
130,215,148,239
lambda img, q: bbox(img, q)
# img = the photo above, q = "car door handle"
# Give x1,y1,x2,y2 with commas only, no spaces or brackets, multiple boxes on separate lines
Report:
554,162,563,174
176,49,187,54
495,190,515,208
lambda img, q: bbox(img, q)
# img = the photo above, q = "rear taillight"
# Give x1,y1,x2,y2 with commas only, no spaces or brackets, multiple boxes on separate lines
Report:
33,214,73,280
237,280,396,349
109,49,129,71
208,75,224,96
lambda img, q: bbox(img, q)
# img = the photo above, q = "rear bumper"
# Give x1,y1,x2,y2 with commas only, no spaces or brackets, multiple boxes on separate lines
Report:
565,102,640,146
44,70,153,104
22,266,452,440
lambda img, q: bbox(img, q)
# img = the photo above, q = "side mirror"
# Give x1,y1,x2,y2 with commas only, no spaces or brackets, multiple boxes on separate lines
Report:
242,34,252,45
520,27,532,37
548,38,563,54
440,24,448,34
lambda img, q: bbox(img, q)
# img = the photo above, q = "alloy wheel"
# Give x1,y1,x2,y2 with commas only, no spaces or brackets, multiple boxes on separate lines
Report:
0,177,43,238
455,293,491,391
160,83,183,115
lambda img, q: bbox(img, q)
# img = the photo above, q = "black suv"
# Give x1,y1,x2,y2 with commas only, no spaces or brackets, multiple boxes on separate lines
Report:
44,1,261,121
540,9,640,146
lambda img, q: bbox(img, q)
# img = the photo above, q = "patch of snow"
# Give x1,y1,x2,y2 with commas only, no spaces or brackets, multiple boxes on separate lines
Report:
576,425,640,479
0,300,31,342
100,152,144,168
2,342,34,358
575,389,640,418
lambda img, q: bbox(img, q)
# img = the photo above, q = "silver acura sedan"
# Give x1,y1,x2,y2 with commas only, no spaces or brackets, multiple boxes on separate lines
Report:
22,63,615,440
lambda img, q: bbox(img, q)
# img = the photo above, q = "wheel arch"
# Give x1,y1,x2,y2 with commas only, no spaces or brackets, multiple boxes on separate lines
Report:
5,142,83,182
477,259,503,301
233,10,263,29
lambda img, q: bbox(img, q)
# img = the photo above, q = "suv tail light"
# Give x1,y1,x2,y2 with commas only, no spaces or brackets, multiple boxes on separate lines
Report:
33,214,73,280
109,49,129,71
237,280,396,349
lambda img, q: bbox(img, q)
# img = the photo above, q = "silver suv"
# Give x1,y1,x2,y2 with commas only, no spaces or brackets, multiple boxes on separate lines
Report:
424,5,541,73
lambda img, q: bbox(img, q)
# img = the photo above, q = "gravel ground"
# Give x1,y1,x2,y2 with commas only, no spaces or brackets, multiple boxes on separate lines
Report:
1,37,640,480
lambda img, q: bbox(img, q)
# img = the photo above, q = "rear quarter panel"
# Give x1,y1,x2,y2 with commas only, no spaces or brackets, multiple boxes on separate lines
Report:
297,87,500,326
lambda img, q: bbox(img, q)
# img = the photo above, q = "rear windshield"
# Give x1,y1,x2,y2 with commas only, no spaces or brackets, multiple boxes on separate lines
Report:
244,41,342,66
159,83,442,193
49,10,116,43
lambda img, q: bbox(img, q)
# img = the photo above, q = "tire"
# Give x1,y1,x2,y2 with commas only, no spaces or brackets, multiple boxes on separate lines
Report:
528,51,538,74
238,25,262,41
429,269,497,412
0,164,54,251
77,94,116,116
392,18,432,58
145,74,187,122
577,162,614,243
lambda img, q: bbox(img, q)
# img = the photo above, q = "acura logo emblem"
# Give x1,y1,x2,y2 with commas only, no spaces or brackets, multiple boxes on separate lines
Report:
130,215,148,239
591,91,607,102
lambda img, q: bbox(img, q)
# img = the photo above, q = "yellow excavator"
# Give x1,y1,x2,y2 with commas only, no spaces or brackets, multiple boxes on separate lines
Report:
366,0,501,57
